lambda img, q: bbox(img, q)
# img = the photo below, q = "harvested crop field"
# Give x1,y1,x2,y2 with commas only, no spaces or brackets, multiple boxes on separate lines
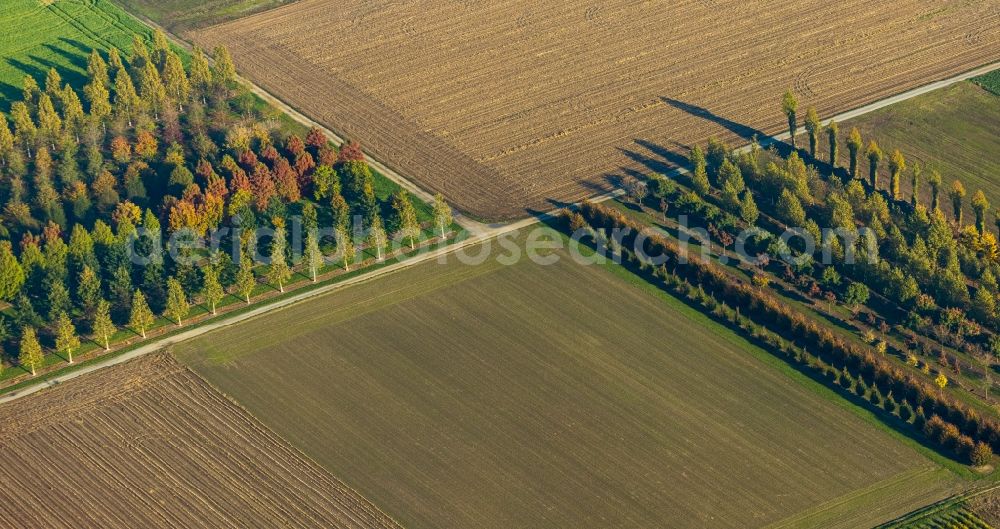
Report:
0,353,401,529
175,234,960,529
191,0,1000,220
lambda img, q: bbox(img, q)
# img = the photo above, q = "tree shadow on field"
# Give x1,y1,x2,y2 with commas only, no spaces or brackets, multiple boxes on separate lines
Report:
634,138,690,168
661,97,768,144
31,51,89,90
43,42,90,72
0,82,20,112
58,37,94,56
6,58,49,86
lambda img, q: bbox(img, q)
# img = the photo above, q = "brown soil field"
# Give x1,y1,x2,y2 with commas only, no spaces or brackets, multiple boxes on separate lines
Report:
191,0,1000,220
0,353,402,529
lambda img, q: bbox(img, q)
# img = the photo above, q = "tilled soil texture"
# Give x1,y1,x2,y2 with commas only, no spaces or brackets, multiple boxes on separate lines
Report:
191,0,1000,220
0,353,402,529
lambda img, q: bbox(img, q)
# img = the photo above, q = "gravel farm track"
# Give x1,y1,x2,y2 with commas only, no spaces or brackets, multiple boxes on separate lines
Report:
0,353,403,529
190,0,1000,220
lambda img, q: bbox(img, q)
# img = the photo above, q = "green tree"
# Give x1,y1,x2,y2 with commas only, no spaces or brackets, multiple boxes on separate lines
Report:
865,140,882,190
19,326,44,376
165,277,189,325
368,213,388,262
776,188,806,226
87,48,109,88
887,149,905,200
847,127,862,179
235,252,256,304
689,145,710,195
844,282,870,313
92,299,115,350
267,223,291,292
739,190,759,225
782,90,798,149
212,46,237,88
972,189,990,235
803,106,821,158
162,51,190,111
11,101,37,157
393,190,421,249
0,113,14,166
201,265,224,315
55,311,80,363
37,94,62,148
0,240,25,301
826,120,838,173
113,69,140,127
137,62,166,119
950,180,966,225
304,230,323,282
928,169,942,212
129,289,155,338
432,193,452,239
910,162,922,207
189,47,213,104
337,226,356,271
84,78,112,125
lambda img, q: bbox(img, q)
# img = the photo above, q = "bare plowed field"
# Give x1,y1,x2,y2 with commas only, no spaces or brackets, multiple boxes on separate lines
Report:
0,353,401,529
191,0,1000,220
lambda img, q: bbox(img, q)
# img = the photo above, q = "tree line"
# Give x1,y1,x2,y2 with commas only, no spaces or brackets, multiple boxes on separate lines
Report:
564,201,994,465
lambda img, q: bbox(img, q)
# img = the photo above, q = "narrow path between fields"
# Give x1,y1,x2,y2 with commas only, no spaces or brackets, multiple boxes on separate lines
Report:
3,6,998,404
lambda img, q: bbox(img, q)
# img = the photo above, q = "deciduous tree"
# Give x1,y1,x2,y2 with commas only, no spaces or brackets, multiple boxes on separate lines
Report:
826,120,838,173
782,90,798,149
950,179,966,225
337,226,355,271
432,193,452,239
847,127,862,180
928,169,942,212
55,311,80,363
93,299,115,350
804,106,820,158
367,213,388,261
888,149,905,200
972,189,990,235
267,220,291,292
165,277,189,325
392,190,420,249
129,289,155,338
304,230,323,282
865,140,882,190
235,252,256,303
0,240,25,301
19,326,44,376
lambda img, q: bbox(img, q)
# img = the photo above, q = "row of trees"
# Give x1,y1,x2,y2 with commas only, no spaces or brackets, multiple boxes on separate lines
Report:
566,201,995,464
0,32,455,378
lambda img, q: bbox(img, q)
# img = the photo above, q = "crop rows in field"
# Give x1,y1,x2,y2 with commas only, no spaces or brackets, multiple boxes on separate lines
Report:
0,353,401,529
0,0,153,103
191,0,1000,220
174,236,956,529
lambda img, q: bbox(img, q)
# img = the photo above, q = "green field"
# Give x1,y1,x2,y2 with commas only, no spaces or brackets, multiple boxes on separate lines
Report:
838,81,1000,212
110,0,292,33
975,70,1000,96
175,233,961,529
0,0,154,106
